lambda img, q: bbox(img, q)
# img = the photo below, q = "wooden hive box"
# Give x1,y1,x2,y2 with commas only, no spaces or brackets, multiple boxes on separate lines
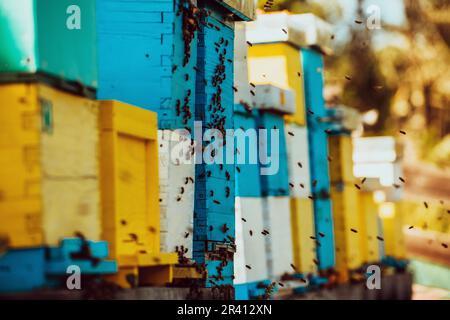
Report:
99,100,177,288
359,192,381,264
0,0,97,91
328,134,364,282
284,123,317,276
380,202,406,260
247,43,306,126
0,83,100,248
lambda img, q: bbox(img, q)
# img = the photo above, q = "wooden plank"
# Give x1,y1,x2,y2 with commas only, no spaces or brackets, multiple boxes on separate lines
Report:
0,83,102,247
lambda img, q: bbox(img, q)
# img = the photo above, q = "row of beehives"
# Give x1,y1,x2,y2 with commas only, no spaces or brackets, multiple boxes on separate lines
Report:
0,89,407,292
0,0,257,294
0,1,408,297
230,14,408,299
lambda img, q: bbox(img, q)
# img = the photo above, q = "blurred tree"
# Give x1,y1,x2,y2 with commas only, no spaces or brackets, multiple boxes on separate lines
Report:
326,0,394,134
385,0,450,167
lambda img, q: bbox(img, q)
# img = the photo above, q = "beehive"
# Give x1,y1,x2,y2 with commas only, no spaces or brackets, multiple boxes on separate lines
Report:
0,0,97,91
247,43,306,125
301,47,335,271
99,100,177,287
290,198,317,275
380,202,406,260
330,183,363,283
328,134,364,282
192,9,236,287
97,0,198,130
158,129,195,258
0,83,100,247
245,12,333,54
0,239,117,293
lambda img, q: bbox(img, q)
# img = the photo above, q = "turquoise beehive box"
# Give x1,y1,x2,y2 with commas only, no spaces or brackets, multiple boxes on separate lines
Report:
0,0,97,91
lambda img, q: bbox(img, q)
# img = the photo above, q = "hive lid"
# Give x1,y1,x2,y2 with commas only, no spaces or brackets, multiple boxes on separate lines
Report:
246,12,334,55
252,84,296,115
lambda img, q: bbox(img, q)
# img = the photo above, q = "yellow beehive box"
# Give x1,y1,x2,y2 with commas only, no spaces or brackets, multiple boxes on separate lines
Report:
0,83,100,247
248,43,306,125
359,192,380,264
328,135,355,184
380,202,406,259
330,184,363,283
328,134,364,282
98,100,177,287
290,198,317,275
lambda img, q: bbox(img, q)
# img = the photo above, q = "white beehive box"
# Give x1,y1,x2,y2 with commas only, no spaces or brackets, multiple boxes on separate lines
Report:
246,12,333,55
234,22,253,105
158,129,195,258
262,196,294,279
284,124,311,198
353,136,404,200
253,84,296,114
234,197,269,284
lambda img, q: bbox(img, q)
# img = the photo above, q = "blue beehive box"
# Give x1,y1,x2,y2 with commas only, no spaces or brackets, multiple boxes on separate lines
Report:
301,47,335,271
256,111,289,197
234,104,261,197
235,279,272,300
0,248,46,293
46,238,117,275
206,259,234,287
0,0,97,95
0,239,117,293
192,4,237,287
97,0,198,129
194,12,235,242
